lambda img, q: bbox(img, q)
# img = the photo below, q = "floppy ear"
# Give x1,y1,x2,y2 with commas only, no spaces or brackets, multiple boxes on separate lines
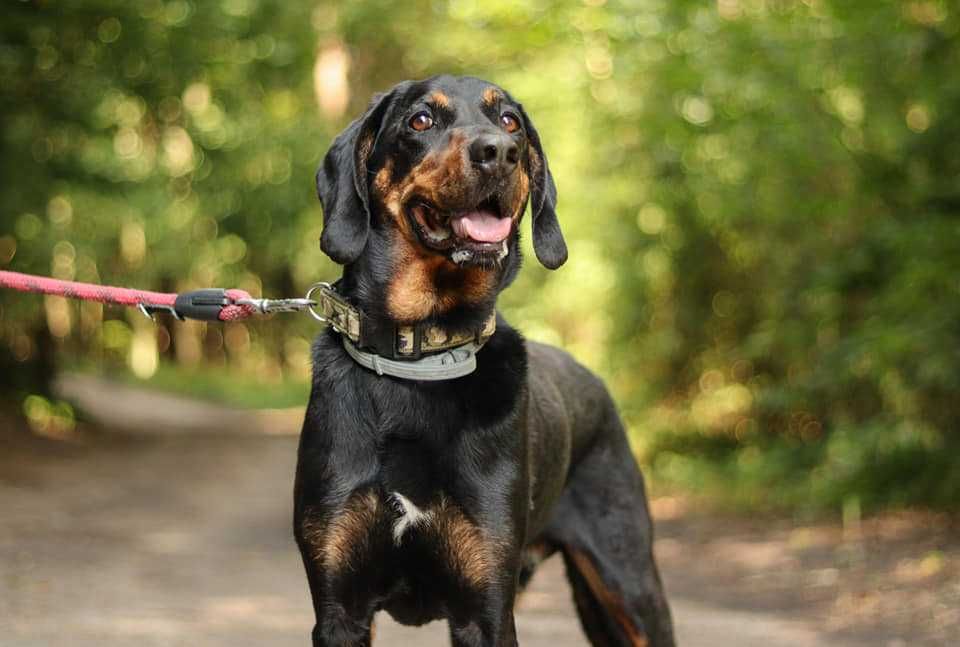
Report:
519,104,567,269
317,89,398,265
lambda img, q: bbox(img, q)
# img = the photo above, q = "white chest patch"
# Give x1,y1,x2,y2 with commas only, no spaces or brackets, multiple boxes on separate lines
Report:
389,492,433,545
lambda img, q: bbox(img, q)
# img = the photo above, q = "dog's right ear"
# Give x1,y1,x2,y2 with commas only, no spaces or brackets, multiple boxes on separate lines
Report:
517,103,567,270
317,87,401,265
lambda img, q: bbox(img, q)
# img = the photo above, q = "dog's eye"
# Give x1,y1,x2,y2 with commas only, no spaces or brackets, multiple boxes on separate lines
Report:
500,112,521,134
409,111,434,132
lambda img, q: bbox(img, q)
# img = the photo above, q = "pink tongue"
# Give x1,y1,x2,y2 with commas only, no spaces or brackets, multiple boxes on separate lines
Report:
452,210,512,243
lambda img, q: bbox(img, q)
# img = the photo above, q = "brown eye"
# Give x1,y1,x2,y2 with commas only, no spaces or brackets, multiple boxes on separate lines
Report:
500,112,520,134
410,111,434,131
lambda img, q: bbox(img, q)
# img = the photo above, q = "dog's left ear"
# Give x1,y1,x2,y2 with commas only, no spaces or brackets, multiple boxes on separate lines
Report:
519,104,567,269
316,86,402,265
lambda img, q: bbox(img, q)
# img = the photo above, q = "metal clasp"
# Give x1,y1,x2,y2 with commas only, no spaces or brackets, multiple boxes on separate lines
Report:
305,282,339,329
234,297,316,315
304,282,359,339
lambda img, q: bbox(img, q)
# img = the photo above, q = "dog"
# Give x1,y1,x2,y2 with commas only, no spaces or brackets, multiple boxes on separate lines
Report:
294,75,675,647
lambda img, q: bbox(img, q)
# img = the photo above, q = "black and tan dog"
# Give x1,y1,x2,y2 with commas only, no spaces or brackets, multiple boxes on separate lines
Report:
294,75,675,647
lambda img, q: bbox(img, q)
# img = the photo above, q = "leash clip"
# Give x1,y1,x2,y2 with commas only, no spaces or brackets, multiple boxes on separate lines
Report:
234,297,316,315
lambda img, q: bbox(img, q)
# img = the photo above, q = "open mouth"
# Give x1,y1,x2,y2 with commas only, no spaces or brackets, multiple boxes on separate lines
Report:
407,195,513,264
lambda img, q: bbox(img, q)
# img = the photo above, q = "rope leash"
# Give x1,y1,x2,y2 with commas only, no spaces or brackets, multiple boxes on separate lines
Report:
0,270,492,380
0,270,316,322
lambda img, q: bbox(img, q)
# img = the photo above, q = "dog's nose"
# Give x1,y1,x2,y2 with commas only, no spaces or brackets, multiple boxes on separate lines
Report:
468,133,519,176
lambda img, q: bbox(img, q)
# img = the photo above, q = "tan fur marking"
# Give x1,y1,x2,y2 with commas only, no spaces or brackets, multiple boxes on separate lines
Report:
379,132,467,231
297,513,326,559
529,147,543,181
430,91,450,108
482,86,502,106
387,243,497,321
388,249,447,321
357,132,374,166
508,169,531,222
399,131,469,209
375,130,501,321
301,492,381,573
431,496,499,589
569,550,650,647
304,492,502,593
373,158,394,198
458,266,497,306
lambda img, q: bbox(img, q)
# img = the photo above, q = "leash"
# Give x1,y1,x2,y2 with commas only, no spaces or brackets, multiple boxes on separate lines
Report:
0,270,317,322
0,269,494,380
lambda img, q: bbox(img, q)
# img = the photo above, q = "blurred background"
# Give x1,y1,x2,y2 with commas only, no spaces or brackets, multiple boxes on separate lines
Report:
5,0,960,513
1,1,958,645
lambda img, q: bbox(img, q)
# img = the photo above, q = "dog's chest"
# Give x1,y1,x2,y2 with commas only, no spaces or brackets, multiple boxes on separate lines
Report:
386,491,433,544
312,485,502,626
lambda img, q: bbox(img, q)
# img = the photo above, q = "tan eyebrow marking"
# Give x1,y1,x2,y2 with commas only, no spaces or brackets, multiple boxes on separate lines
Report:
429,91,450,108
482,86,502,106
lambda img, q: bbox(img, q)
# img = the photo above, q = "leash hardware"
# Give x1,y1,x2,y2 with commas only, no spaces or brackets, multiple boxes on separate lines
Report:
173,289,233,321
234,297,316,315
304,282,336,327
305,282,359,339
137,303,183,321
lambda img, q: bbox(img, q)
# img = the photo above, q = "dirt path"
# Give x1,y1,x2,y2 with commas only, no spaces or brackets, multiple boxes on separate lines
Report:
1,380,956,646
0,430,819,647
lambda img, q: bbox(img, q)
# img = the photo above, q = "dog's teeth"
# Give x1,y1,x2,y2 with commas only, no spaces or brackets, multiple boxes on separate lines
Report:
498,240,509,260
451,250,472,264
425,228,450,242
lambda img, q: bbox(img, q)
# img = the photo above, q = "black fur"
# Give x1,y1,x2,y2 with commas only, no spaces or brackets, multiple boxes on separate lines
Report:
317,84,411,265
295,75,675,647
518,105,567,270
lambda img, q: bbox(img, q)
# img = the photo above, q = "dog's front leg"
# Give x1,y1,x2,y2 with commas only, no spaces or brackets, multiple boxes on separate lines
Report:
444,531,523,647
443,449,529,647
294,488,386,647
448,590,520,647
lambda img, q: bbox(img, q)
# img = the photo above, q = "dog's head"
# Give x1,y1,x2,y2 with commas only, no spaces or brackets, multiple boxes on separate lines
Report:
316,76,566,274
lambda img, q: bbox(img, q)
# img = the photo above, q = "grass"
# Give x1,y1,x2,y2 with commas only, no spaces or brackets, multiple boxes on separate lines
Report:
69,361,311,410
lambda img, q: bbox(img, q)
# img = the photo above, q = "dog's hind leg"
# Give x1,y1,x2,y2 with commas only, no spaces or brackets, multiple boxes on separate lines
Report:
517,540,557,593
548,411,675,647
561,549,623,645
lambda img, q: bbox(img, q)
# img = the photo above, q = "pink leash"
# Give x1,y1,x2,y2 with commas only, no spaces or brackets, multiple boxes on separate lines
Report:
0,270,314,322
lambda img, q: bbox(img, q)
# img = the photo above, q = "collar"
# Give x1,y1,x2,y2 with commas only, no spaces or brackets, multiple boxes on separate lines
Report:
308,282,496,379
341,338,484,380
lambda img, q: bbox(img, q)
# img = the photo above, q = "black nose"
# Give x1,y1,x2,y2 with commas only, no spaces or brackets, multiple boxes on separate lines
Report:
468,133,519,176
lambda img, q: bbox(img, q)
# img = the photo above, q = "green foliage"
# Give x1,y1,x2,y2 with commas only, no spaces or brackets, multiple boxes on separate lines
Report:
1,0,336,399
2,0,959,512
645,419,959,513
596,0,960,512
